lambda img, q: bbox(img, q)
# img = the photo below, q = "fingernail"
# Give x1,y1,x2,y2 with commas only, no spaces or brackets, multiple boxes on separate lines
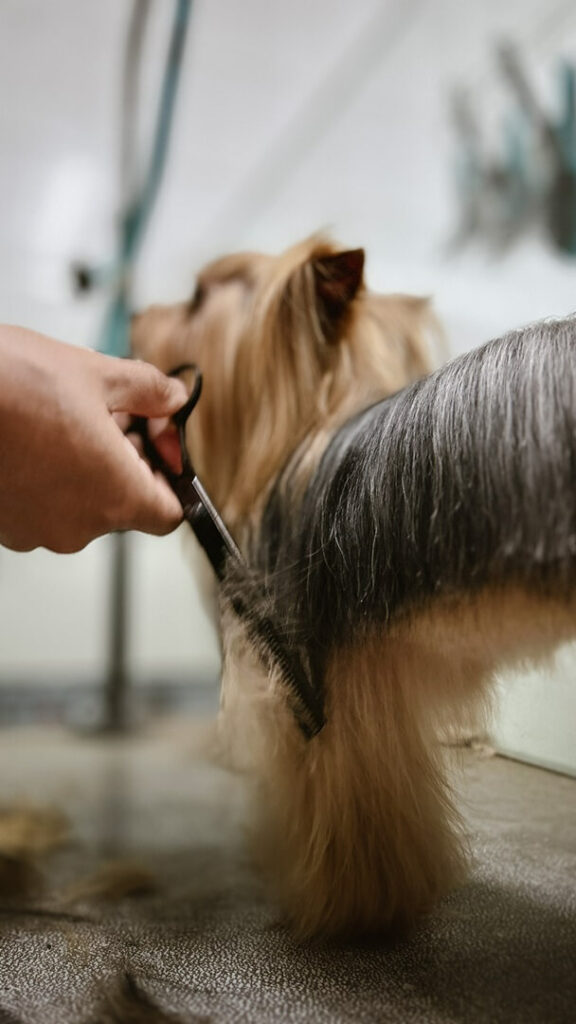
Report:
148,416,171,439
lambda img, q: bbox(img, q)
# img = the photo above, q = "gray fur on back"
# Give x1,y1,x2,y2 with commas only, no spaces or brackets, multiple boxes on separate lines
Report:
244,316,576,668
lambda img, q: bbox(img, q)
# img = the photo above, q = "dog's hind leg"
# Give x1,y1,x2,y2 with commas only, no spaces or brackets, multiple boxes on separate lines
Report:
248,628,468,938
243,586,576,939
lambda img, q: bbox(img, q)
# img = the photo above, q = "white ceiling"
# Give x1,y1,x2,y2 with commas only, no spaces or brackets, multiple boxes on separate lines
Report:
1,0,576,350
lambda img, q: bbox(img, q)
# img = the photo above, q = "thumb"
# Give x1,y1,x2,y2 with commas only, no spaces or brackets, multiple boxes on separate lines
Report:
111,436,184,535
123,469,185,536
105,358,188,417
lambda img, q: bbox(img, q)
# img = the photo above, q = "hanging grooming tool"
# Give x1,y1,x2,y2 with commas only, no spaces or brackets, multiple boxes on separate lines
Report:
131,366,326,739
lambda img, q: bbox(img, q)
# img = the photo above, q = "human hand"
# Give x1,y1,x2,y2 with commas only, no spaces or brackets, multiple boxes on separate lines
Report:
0,325,188,553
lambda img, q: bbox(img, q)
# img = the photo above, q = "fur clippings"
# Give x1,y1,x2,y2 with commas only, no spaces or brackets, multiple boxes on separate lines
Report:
61,860,157,906
0,805,69,856
85,973,206,1024
0,1005,25,1024
0,853,42,903
0,805,69,903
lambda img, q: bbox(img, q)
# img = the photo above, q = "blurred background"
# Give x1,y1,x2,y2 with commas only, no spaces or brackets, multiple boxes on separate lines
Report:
0,0,575,773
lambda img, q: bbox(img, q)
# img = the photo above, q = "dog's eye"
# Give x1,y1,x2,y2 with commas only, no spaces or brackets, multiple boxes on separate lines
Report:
189,281,207,315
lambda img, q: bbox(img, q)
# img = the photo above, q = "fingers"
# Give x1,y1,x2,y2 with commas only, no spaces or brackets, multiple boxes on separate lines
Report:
110,431,184,536
105,358,188,417
122,469,184,536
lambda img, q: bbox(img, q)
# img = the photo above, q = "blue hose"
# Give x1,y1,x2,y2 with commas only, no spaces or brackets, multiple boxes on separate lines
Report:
100,0,192,357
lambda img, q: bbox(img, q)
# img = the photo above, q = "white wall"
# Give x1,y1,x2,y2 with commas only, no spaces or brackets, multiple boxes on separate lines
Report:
0,0,575,769
0,533,220,686
493,648,576,778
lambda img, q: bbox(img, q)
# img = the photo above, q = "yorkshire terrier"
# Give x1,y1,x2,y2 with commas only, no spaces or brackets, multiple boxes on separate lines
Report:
133,236,576,939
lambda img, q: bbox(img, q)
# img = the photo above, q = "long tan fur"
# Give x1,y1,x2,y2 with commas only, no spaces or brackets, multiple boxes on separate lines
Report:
133,236,569,939
132,236,434,533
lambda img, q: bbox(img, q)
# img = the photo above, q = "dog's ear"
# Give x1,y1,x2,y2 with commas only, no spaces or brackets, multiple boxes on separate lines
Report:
311,249,365,342
281,246,365,348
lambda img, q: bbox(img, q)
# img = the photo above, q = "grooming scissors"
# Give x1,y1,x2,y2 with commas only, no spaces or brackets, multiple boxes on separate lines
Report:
132,364,241,580
131,363,326,739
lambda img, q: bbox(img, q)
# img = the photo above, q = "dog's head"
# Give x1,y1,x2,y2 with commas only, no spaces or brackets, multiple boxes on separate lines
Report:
132,236,435,528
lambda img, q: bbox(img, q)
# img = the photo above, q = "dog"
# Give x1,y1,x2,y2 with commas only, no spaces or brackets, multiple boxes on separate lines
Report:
132,235,576,939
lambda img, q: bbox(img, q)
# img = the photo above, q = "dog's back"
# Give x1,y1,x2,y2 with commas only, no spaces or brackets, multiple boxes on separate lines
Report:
135,238,576,939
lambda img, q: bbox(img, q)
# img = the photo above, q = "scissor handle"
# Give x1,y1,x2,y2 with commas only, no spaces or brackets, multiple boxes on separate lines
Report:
129,362,202,482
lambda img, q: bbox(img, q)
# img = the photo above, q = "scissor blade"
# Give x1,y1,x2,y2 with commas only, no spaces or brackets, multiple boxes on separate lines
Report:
173,474,242,579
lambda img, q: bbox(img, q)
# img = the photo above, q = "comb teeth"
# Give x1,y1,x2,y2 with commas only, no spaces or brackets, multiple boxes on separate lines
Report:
223,560,327,740
245,611,326,738
135,361,326,739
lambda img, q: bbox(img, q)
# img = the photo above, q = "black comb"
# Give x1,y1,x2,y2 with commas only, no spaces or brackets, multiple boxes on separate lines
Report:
131,365,325,738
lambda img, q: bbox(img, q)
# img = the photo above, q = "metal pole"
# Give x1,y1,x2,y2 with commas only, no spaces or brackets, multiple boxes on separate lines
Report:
102,531,131,732
99,0,192,732
100,0,150,733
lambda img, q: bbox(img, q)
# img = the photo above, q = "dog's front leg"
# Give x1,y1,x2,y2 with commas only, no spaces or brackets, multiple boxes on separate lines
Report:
218,611,481,939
